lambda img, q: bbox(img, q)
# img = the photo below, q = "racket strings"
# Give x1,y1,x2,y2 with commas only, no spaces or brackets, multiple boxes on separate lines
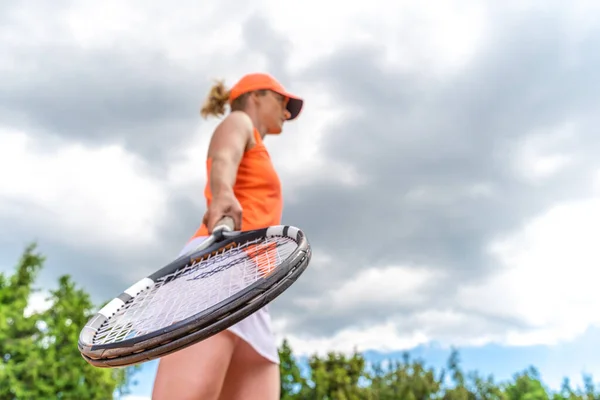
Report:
93,236,297,345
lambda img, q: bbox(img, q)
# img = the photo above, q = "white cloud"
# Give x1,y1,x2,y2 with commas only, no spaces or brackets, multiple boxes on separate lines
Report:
327,266,434,311
274,190,600,356
510,123,578,183
291,265,434,315
405,182,496,205
459,196,600,346
164,123,213,191
279,321,430,357
275,265,436,356
0,129,168,250
61,1,251,67
262,0,490,76
268,88,363,191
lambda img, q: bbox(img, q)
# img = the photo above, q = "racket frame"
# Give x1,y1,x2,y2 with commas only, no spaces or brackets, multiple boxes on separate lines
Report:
78,224,310,368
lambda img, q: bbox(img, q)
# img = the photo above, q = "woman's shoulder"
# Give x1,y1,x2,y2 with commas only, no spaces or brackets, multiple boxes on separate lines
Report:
211,111,256,151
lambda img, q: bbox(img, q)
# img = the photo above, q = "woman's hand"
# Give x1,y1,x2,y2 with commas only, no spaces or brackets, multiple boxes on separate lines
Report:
203,189,243,234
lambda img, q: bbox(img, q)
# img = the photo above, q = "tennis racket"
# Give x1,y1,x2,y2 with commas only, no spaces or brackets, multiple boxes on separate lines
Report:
78,216,311,368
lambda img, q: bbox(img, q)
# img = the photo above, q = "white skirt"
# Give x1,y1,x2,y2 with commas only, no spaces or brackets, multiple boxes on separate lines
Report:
177,236,280,365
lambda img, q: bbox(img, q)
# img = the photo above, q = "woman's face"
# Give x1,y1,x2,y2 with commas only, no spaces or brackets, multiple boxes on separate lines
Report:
257,91,291,134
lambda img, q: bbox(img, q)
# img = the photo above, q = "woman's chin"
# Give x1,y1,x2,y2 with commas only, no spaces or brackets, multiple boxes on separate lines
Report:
267,125,283,135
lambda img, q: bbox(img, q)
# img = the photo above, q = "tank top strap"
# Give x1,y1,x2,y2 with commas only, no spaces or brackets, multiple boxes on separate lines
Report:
251,128,264,150
253,128,261,142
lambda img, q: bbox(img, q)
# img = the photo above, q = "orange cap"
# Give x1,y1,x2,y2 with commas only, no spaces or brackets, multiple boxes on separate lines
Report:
229,73,304,120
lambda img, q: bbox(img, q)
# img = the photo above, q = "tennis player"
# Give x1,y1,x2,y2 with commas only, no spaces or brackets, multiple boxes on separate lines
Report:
152,72,303,400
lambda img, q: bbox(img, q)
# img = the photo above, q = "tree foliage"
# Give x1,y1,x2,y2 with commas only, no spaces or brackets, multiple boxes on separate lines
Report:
0,244,138,399
279,342,600,400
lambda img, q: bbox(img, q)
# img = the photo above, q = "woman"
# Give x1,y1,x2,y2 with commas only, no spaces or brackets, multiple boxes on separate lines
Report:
152,72,303,400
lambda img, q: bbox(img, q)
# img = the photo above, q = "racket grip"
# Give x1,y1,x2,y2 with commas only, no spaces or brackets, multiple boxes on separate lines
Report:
214,216,235,232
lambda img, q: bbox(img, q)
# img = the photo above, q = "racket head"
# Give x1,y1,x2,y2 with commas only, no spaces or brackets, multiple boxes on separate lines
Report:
78,224,311,368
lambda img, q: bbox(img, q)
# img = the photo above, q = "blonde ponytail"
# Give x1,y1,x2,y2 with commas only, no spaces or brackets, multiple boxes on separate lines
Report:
200,80,230,119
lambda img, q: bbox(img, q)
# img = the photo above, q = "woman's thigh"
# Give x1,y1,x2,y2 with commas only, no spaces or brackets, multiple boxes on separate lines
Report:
152,330,238,400
218,337,280,400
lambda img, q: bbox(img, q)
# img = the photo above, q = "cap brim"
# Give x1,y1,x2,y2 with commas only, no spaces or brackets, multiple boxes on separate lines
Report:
285,96,303,120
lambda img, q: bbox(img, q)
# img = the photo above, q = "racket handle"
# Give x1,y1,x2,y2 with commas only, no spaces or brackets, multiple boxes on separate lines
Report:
184,216,235,256
214,216,235,233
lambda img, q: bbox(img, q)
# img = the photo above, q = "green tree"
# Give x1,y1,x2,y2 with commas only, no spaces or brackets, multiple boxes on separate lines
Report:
580,374,600,400
0,243,45,399
0,243,138,399
441,348,506,400
467,371,507,400
276,342,600,400
304,349,367,400
367,352,442,400
279,338,308,399
551,375,600,400
503,367,550,400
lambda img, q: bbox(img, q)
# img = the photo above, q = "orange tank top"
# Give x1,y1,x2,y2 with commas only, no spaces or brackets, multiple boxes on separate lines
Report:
191,128,283,238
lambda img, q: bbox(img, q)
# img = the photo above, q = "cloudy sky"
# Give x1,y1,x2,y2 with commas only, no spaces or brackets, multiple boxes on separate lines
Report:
2,0,600,398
